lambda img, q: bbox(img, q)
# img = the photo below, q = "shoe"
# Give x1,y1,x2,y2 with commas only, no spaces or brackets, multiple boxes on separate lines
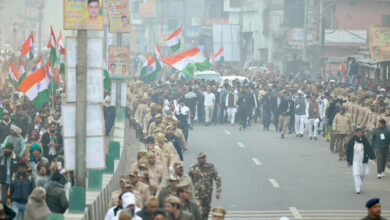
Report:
314,137,318,141
296,134,299,137
281,134,285,139
356,190,360,194
381,172,385,178
378,174,382,179
300,134,304,137
309,137,313,141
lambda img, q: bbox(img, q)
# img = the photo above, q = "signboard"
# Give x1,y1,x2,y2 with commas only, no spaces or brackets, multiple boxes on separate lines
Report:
108,46,130,79
369,25,390,61
326,30,367,44
288,29,317,45
64,0,104,30
108,0,130,33
62,104,105,170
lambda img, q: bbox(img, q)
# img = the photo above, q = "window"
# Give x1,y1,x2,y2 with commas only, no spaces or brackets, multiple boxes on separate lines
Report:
284,0,305,28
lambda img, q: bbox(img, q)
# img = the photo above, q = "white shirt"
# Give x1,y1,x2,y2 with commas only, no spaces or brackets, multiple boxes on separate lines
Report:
203,92,215,106
353,141,364,164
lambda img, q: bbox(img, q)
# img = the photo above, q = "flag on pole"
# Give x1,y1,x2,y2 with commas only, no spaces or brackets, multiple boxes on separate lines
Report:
8,60,20,85
21,32,34,59
162,47,211,78
140,56,149,81
57,31,66,78
156,45,163,70
18,58,26,86
214,47,224,63
46,59,59,96
26,56,43,78
166,25,182,53
340,60,346,83
209,51,214,65
145,55,158,83
18,59,50,110
49,27,57,66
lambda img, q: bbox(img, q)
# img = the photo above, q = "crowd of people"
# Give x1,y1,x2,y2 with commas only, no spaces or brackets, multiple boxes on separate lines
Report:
1,52,390,219
0,88,69,219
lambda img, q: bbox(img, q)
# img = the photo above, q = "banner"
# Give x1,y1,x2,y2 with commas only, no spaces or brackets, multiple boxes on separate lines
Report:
139,0,155,18
369,25,390,61
64,0,104,30
108,0,130,33
108,46,130,79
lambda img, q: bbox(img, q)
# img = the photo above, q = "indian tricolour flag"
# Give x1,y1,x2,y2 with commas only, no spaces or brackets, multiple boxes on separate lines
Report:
57,31,66,78
166,25,182,52
209,51,214,65
26,56,43,78
49,26,57,66
214,47,224,63
18,59,50,110
162,47,211,78
156,45,163,70
18,58,26,87
140,56,149,82
145,55,159,83
8,60,20,86
21,32,34,59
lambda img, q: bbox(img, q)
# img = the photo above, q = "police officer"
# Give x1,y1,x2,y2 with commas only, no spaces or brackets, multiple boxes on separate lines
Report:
361,198,387,220
188,153,222,220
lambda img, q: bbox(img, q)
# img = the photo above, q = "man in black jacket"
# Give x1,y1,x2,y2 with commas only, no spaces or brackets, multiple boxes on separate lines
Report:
166,126,183,161
271,91,282,131
41,122,63,162
45,172,69,213
237,86,255,131
279,93,294,139
346,128,376,194
0,143,18,203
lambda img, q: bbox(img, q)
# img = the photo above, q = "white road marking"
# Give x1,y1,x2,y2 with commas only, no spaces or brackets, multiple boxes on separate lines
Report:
224,130,232,135
252,158,261,165
237,142,245,148
269,178,280,188
289,207,303,219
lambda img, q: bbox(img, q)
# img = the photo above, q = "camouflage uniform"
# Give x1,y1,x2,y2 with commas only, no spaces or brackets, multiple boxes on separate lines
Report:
188,161,222,220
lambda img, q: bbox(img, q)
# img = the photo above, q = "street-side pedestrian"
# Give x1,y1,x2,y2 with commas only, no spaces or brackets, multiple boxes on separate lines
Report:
346,128,376,194
371,119,390,179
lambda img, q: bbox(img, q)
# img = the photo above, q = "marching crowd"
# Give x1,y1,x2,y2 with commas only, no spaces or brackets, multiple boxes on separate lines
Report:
110,67,390,219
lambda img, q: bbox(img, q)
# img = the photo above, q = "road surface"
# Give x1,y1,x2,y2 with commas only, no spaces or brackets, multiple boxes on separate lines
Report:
183,124,390,220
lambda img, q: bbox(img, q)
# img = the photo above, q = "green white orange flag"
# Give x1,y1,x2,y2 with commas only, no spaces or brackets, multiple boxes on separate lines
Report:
8,60,20,85
49,26,57,66
57,31,66,78
21,32,34,59
166,25,182,53
214,46,224,63
162,47,211,78
18,56,50,110
18,58,26,87
140,56,149,82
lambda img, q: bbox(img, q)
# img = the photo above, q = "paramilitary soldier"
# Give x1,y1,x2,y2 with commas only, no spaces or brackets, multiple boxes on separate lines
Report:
188,152,222,220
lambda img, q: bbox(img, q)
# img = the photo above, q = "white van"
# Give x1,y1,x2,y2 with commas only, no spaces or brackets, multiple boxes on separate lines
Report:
194,71,221,82
219,76,250,88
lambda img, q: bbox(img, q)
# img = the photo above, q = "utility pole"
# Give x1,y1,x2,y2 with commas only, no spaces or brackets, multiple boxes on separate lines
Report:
75,30,87,188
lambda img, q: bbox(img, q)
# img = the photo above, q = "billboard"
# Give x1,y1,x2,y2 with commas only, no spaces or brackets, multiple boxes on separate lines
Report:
64,0,104,30
369,25,390,61
108,46,130,79
108,0,130,33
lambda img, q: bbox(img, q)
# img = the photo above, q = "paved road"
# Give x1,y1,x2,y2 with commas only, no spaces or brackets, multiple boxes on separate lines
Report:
183,123,390,220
